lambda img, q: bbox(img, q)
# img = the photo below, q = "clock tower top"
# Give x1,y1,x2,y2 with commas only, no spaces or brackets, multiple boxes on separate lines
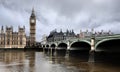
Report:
30,8,36,18
30,8,36,24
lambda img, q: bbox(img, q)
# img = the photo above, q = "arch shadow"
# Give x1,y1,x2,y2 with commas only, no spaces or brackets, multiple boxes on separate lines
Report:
69,41,91,61
57,43,67,50
56,43,67,56
95,39,120,52
50,44,56,49
70,41,91,50
46,45,49,48
95,39,120,62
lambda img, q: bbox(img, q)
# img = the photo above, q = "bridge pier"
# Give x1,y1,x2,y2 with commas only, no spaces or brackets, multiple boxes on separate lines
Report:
64,45,70,58
42,45,46,53
50,47,52,56
43,47,45,53
67,46,70,50
48,47,52,56
65,49,70,58
89,38,95,62
44,47,49,55
54,47,57,56
89,50,95,62
91,38,95,51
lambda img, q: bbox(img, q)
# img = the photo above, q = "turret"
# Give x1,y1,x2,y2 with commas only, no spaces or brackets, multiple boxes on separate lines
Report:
1,26,4,33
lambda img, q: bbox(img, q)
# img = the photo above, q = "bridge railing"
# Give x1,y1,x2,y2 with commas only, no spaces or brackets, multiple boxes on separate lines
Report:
45,34,120,44
95,34,120,39
46,37,91,44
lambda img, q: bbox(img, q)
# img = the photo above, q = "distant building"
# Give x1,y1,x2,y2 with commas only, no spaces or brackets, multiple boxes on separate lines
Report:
47,29,76,42
0,26,26,48
78,29,113,38
94,30,113,37
26,36,31,47
41,34,47,45
79,30,92,38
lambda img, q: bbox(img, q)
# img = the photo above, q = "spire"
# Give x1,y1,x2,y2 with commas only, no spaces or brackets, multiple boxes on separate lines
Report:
91,28,94,34
24,26,25,30
66,29,69,33
60,29,63,33
72,29,74,32
55,29,57,32
86,29,88,33
6,25,7,30
31,7,35,17
91,28,94,32
80,30,82,33
32,7,34,13
11,26,13,30
1,26,4,33
1,26,3,31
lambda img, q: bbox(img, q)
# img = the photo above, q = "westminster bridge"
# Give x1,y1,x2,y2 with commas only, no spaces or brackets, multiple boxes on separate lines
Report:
41,34,120,62
42,34,120,52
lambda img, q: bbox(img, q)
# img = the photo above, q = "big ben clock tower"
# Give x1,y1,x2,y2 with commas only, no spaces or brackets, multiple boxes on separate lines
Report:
30,8,36,46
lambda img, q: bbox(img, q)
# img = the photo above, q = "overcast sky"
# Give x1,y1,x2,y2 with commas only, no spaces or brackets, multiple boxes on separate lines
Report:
0,0,120,41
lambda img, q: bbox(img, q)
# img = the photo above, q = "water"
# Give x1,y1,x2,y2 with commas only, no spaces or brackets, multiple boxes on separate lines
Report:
0,50,119,72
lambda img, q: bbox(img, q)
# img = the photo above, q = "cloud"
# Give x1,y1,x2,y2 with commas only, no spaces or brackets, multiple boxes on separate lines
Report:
0,0,120,41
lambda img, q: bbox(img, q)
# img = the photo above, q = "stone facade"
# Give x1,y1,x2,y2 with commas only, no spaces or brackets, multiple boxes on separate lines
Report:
0,8,37,48
79,30,92,38
47,29,76,42
79,29,113,38
0,26,26,48
26,36,31,47
41,35,47,45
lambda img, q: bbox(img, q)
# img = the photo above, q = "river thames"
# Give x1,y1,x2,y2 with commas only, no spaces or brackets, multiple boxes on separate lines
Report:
0,50,119,72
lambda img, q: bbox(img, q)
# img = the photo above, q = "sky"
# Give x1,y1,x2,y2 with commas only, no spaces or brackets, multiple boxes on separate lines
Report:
0,0,120,42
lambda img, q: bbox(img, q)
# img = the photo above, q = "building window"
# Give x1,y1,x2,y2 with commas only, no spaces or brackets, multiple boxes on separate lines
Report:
20,41,22,45
7,41,9,45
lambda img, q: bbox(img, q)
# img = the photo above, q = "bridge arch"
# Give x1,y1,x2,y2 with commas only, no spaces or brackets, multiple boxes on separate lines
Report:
42,45,45,48
46,45,49,48
57,43,67,50
50,44,56,48
95,38,120,52
70,40,91,50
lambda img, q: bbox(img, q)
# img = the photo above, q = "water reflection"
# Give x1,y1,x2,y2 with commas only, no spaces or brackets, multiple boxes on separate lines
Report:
45,50,91,72
0,51,25,63
0,51,35,72
44,49,120,72
0,50,119,72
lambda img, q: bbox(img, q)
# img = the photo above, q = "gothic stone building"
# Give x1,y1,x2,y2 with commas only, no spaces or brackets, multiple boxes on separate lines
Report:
0,8,36,48
26,8,36,47
47,30,77,42
0,26,26,48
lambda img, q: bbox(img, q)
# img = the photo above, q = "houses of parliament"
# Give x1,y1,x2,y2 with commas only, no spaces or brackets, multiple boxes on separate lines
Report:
0,8,36,48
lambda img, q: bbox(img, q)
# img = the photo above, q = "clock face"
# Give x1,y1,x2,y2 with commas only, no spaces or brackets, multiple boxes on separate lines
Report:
31,19,35,23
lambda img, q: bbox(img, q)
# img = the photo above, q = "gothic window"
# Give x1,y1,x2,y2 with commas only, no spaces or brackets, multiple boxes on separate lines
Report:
7,41,9,45
7,39,10,45
12,42,14,45
20,41,22,45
